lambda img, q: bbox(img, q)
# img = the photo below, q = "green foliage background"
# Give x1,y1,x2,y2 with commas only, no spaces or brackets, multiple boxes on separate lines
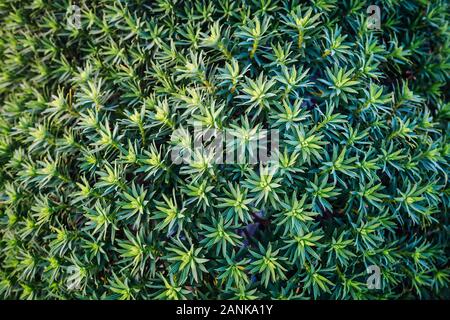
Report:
0,0,449,299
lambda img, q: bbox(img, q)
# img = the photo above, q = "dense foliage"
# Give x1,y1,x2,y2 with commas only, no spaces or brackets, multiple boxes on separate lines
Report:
0,0,449,300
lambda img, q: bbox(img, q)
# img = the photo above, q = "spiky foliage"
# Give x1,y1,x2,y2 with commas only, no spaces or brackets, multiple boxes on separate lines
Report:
0,0,449,300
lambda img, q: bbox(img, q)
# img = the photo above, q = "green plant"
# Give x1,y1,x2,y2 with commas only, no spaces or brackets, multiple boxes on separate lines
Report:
0,0,448,300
